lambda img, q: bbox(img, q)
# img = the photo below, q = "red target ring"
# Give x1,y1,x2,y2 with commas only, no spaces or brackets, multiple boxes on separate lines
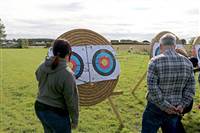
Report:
99,56,110,69
70,60,77,72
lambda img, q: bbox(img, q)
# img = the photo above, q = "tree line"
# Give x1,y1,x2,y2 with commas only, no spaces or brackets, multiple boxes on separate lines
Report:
0,18,197,48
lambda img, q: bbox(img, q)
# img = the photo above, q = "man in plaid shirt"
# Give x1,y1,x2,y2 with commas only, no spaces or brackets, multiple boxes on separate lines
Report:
142,34,195,133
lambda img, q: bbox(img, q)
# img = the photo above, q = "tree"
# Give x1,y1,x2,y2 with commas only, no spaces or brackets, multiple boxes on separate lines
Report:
0,19,6,45
45,42,52,48
18,39,29,48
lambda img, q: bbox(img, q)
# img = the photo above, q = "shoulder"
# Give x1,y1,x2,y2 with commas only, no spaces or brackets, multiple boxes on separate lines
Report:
36,61,45,72
150,54,166,64
60,67,76,81
61,68,77,88
178,54,193,67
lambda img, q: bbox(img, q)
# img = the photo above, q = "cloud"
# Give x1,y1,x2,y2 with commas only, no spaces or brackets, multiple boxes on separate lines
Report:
14,19,60,28
131,7,151,11
103,32,154,41
186,8,199,15
6,18,76,39
0,0,199,41
41,2,84,12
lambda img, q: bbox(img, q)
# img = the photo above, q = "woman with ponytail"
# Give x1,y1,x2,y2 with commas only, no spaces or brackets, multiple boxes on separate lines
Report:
34,40,79,133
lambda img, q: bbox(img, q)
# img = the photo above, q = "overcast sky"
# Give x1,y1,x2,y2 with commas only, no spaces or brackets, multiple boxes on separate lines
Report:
0,0,199,41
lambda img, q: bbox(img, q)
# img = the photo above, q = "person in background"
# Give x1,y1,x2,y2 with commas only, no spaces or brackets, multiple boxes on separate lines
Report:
160,48,196,133
175,47,199,69
34,40,79,133
189,57,200,110
175,48,188,57
142,33,195,133
190,45,200,83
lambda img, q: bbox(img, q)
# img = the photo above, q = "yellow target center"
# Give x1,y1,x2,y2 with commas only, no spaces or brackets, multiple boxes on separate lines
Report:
68,62,74,69
101,59,108,66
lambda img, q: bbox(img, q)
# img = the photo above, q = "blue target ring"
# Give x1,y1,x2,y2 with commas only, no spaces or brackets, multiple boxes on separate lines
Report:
155,47,160,56
92,49,116,76
70,52,84,79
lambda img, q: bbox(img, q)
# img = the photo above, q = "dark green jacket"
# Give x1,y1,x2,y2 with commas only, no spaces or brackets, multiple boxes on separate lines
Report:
35,57,79,125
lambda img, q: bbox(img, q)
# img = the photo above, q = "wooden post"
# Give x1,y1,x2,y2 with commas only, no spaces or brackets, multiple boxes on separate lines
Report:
131,71,147,94
108,97,124,128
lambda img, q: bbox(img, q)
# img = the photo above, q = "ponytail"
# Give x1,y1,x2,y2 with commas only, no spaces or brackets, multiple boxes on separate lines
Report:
51,56,60,70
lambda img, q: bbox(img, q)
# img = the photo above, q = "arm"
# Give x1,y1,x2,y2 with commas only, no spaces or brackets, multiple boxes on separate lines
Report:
181,68,195,109
35,68,39,81
63,73,79,126
147,60,175,112
35,63,43,81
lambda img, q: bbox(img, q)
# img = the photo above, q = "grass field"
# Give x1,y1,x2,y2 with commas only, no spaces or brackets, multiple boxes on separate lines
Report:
0,48,200,133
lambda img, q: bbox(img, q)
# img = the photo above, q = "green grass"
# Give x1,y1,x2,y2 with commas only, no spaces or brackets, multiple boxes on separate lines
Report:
0,49,200,133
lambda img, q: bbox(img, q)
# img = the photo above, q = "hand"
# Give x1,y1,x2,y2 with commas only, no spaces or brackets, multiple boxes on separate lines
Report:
198,104,200,110
71,123,78,129
165,106,178,115
175,105,184,114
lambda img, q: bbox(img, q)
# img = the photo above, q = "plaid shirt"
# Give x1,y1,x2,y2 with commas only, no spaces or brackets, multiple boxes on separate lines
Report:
147,49,195,111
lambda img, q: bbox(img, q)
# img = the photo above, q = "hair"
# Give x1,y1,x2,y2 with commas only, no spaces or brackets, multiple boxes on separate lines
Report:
175,48,188,57
189,57,198,68
51,40,72,70
159,33,176,46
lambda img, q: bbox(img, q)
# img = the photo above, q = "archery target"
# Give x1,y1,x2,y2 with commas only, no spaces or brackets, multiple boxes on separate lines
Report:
194,45,200,67
152,43,160,57
70,46,90,85
87,45,120,82
92,49,116,76
70,52,84,79
57,29,120,106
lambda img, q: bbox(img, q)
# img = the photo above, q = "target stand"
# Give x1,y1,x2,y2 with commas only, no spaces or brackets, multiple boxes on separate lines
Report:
131,31,181,94
131,71,147,94
57,29,124,127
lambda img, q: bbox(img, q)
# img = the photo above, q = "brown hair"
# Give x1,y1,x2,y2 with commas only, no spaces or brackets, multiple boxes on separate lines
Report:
175,48,188,57
51,40,72,70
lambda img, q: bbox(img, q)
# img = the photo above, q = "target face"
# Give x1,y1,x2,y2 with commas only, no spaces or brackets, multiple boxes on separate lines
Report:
198,48,200,59
69,52,84,79
92,49,116,76
155,47,160,56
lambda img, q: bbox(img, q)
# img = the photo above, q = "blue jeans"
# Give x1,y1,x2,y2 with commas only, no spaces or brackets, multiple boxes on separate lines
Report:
35,110,71,133
142,102,179,133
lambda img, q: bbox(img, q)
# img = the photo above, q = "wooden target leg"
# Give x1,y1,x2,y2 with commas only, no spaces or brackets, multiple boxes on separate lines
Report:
108,97,124,128
131,71,147,94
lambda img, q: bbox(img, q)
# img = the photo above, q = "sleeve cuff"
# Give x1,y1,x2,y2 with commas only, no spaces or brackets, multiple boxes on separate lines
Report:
158,100,172,111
